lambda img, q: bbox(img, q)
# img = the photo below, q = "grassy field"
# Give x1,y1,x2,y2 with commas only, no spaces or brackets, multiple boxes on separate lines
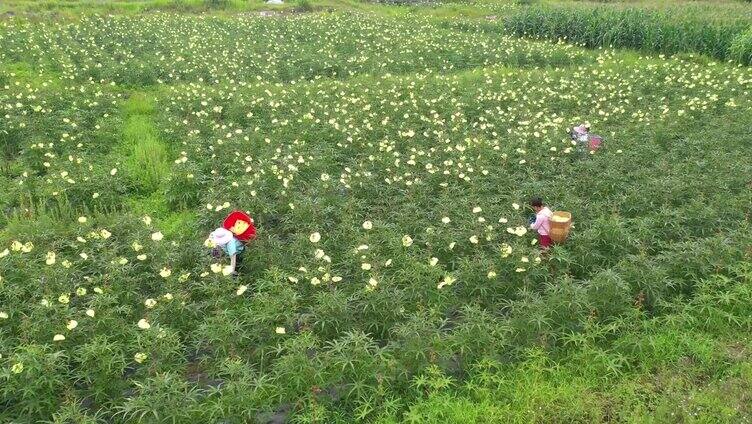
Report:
1,0,752,422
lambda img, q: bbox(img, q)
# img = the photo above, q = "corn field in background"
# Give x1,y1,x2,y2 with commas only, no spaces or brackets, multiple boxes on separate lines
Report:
504,3,752,64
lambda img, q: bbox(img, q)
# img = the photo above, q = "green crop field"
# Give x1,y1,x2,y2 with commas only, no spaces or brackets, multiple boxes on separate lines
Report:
1,0,751,422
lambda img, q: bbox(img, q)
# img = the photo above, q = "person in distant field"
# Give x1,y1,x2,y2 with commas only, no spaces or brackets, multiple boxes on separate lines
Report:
529,197,553,250
208,227,244,276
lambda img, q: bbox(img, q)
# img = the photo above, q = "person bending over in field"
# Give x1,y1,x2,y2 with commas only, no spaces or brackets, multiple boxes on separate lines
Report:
208,227,244,277
529,197,553,250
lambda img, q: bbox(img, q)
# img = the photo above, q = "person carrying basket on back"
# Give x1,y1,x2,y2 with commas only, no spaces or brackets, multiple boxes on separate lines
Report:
528,197,553,250
207,210,256,276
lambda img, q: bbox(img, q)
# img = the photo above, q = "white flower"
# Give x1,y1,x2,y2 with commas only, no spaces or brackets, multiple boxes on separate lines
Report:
66,320,78,330
275,327,286,334
441,217,451,224
78,216,87,223
516,268,526,273
0,249,8,258
487,271,497,279
222,266,234,276
309,232,321,243
0,311,8,319
118,257,128,265
429,257,439,266
314,249,325,259
512,203,520,210
211,263,223,273
142,216,152,226
137,319,151,330
384,259,393,267
11,363,24,374
310,277,321,286
45,251,56,265
151,232,164,241
144,299,157,308
361,263,372,271
368,277,378,287
110,168,117,175
159,268,171,278
79,253,89,260
53,334,66,342
472,207,482,213
362,221,373,230
134,352,148,363
469,235,479,244
76,287,87,296
163,293,174,300
137,254,147,261
86,309,95,318
236,285,248,296
402,235,413,247
93,287,103,294
498,217,508,223
58,294,70,304
332,276,342,282
100,229,111,239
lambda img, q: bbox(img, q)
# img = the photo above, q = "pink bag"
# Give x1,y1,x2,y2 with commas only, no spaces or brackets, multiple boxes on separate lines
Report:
588,135,603,151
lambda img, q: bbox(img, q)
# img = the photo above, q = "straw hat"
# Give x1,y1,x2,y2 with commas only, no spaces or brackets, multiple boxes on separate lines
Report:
209,227,234,246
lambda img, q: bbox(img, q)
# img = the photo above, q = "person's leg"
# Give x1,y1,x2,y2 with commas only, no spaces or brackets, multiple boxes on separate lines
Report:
539,234,552,250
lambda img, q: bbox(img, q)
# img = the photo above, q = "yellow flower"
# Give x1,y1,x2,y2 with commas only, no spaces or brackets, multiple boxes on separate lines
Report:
361,263,372,271
469,235,479,244
100,229,111,239
441,217,451,224
11,363,24,374
311,277,321,286
472,206,482,213
134,352,147,363
45,251,56,265
159,268,172,278
151,232,164,241
76,287,87,296
137,254,147,261
66,320,78,330
0,311,8,319
211,263,223,273
145,299,157,308
53,334,65,342
368,277,378,287
275,327,286,334
512,203,520,210
236,285,248,296
93,287,103,294
429,257,439,266
78,216,87,223
142,216,152,226
163,293,174,300
222,266,234,276
58,294,70,304
79,253,89,260
86,309,95,318
437,275,456,289
402,235,413,247
0,248,8,257
137,319,151,330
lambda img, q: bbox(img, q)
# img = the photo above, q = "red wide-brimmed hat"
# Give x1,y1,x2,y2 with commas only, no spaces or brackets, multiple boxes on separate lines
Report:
223,210,257,242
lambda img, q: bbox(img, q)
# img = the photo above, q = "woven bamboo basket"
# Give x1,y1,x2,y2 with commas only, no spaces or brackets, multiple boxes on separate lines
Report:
549,211,572,244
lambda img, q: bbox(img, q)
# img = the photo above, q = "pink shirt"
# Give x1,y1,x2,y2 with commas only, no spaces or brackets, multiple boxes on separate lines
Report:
531,207,552,236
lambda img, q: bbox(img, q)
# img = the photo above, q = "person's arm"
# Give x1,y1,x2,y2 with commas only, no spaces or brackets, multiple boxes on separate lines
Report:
530,213,543,230
229,254,237,274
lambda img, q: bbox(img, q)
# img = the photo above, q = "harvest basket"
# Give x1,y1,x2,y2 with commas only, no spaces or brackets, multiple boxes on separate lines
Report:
549,211,572,244
223,210,257,243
